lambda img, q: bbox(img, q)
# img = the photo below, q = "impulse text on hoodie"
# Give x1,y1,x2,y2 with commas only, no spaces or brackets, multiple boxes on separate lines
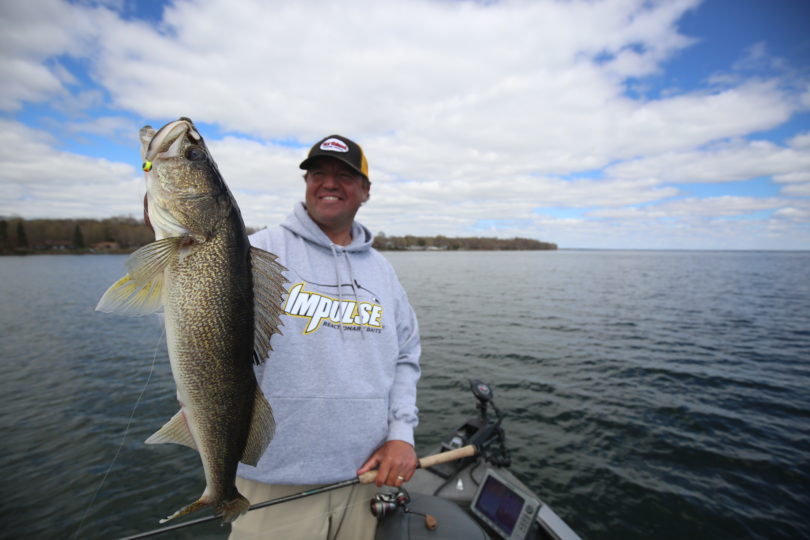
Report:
284,283,384,334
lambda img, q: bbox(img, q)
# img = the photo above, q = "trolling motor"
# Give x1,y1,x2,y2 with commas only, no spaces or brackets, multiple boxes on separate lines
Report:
470,379,495,414
469,379,510,467
371,488,438,531
434,380,511,475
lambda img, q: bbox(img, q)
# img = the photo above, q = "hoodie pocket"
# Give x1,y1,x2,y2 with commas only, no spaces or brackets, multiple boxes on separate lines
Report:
261,395,389,483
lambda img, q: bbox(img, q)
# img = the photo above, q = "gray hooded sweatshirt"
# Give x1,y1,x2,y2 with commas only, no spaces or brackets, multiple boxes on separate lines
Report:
237,202,421,485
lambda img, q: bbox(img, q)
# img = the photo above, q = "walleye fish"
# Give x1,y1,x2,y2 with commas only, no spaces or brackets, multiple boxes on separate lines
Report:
96,117,285,523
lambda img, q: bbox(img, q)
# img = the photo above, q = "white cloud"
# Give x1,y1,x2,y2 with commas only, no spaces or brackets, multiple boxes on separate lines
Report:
774,206,810,221
63,116,141,140
0,0,105,111
0,120,133,185
781,183,810,197
205,136,308,228
84,0,774,183
0,120,142,218
606,136,810,184
788,131,810,149
589,196,789,219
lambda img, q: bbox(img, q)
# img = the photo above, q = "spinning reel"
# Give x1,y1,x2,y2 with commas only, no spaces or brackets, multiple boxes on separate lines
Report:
369,488,411,518
370,488,438,530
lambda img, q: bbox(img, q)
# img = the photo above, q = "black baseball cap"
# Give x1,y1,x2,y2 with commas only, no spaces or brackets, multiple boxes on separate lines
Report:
299,134,369,180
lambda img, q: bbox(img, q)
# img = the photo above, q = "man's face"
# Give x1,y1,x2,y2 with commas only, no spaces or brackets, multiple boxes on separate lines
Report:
304,156,370,232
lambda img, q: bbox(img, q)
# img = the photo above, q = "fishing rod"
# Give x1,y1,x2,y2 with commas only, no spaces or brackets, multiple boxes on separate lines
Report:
117,444,478,540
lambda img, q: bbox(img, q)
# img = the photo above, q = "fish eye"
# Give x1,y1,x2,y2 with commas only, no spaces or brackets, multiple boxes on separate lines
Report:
185,146,206,161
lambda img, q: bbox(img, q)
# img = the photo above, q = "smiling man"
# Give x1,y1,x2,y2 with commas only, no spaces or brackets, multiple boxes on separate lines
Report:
231,135,422,540
300,136,371,245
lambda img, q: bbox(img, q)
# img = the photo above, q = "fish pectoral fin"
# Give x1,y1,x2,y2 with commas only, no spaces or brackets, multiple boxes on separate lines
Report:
250,247,287,365
125,237,183,286
96,237,182,315
240,387,275,466
95,273,163,316
144,410,198,451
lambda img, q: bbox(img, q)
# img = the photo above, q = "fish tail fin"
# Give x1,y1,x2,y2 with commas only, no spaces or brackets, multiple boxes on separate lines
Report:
216,493,251,523
158,493,250,524
158,498,210,524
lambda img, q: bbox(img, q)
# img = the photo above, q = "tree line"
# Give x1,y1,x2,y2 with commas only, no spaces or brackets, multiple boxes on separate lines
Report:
0,217,153,254
1,217,557,254
373,233,556,251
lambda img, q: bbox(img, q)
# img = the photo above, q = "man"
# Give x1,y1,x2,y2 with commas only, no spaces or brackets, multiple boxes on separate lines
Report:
230,135,422,539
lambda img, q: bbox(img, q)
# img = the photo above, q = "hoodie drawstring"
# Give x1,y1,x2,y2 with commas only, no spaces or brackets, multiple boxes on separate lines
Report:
329,243,365,341
329,243,345,340
343,249,365,341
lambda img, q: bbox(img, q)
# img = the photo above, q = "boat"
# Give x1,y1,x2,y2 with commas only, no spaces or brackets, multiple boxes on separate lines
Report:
120,379,581,540
372,380,582,540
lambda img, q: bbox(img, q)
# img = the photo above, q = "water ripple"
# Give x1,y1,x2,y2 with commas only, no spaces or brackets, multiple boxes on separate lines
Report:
3,252,810,539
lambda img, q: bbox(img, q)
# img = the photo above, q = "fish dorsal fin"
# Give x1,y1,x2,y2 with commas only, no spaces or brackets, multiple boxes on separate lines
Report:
241,386,275,466
144,410,198,451
250,246,287,365
95,237,183,316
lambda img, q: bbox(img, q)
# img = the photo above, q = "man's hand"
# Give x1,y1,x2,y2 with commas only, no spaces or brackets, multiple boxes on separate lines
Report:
357,440,418,488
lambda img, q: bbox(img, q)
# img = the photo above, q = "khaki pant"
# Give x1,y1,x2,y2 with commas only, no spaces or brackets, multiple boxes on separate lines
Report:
228,476,378,540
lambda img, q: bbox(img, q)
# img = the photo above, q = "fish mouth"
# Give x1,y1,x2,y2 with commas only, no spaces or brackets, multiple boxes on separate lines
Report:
143,118,201,162
141,118,205,239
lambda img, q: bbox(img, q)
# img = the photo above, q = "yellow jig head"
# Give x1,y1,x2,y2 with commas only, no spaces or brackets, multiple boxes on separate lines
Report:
142,160,153,172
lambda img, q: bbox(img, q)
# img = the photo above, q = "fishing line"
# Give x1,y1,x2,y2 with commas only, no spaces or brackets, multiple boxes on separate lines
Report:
74,327,166,539
116,445,477,539
118,483,378,540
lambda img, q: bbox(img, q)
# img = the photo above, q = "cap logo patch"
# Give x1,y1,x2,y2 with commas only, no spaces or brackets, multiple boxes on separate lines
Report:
320,138,349,153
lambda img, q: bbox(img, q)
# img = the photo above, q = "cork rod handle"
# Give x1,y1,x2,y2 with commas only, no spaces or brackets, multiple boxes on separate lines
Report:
358,444,478,484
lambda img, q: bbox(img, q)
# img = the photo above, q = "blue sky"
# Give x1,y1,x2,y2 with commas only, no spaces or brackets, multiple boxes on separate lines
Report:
1,0,809,249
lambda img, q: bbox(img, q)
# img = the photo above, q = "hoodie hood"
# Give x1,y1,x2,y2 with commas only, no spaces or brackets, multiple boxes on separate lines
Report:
281,202,373,253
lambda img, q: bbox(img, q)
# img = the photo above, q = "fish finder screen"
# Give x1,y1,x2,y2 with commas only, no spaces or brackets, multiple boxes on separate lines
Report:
474,474,525,535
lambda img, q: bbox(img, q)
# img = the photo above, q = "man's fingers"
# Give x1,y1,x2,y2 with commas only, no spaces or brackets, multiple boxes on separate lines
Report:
357,453,381,475
360,441,419,486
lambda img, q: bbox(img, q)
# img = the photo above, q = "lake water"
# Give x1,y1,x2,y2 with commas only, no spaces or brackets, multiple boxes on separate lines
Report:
1,251,808,539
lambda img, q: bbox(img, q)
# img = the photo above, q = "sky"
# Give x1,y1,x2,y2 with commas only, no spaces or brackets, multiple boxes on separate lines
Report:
1,0,809,250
